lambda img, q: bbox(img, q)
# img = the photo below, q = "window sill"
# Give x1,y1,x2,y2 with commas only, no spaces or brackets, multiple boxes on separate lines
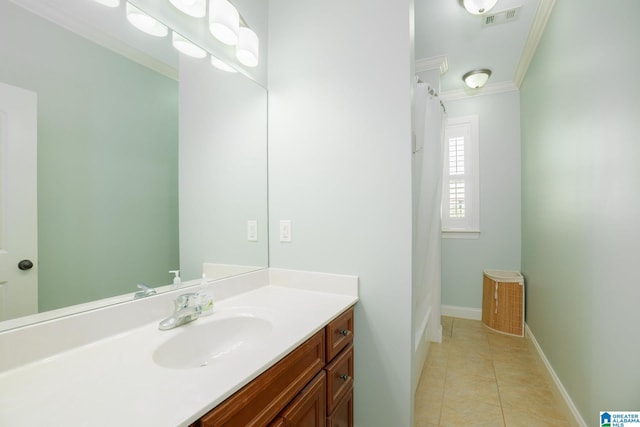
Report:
441,230,480,239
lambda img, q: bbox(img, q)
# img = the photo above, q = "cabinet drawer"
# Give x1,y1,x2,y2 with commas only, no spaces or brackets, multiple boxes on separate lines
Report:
325,307,354,361
324,344,354,415
198,330,325,427
268,418,286,427
279,371,326,427
327,384,353,427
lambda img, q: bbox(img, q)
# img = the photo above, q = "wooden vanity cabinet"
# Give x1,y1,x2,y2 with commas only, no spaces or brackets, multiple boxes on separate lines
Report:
324,309,354,426
197,330,325,427
194,306,355,427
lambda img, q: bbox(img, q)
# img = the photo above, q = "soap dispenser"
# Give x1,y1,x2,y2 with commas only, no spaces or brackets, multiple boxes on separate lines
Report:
198,274,214,316
169,270,181,288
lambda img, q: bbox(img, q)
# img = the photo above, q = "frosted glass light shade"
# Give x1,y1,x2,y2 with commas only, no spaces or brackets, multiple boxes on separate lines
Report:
462,69,492,89
169,0,206,18
209,0,240,45
172,32,207,58
94,0,120,7
463,0,498,15
126,3,168,37
235,27,259,67
211,56,238,73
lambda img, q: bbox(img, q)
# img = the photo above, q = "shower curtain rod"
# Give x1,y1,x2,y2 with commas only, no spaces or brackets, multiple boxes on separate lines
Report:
416,78,446,114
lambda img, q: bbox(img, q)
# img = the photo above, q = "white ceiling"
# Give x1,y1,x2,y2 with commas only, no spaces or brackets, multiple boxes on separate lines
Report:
414,0,544,95
17,0,547,95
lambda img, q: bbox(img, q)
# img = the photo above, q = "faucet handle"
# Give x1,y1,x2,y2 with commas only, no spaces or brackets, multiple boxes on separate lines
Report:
174,293,200,309
134,283,157,299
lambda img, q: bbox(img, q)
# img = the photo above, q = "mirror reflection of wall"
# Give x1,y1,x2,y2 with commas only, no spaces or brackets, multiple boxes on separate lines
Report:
179,56,268,281
0,0,179,312
0,0,269,328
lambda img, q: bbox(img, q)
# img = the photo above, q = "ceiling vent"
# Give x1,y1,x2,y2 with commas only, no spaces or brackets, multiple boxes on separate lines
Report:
482,6,521,26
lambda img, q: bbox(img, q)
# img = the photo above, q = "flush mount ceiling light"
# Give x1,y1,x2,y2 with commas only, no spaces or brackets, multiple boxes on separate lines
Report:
172,32,207,58
209,0,240,45
463,68,492,88
94,0,120,7
236,27,259,67
169,0,206,18
463,0,498,15
126,3,168,37
211,55,238,73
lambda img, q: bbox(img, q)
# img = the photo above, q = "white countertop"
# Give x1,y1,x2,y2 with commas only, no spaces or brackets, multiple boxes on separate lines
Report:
0,270,358,426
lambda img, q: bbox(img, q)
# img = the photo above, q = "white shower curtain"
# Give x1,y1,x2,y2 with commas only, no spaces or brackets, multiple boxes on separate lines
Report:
413,82,444,349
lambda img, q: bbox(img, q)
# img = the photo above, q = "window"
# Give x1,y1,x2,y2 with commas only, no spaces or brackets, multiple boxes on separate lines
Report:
442,115,479,238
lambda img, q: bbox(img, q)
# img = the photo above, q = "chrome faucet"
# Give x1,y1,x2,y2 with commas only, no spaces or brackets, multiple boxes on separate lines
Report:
158,293,201,330
134,283,157,299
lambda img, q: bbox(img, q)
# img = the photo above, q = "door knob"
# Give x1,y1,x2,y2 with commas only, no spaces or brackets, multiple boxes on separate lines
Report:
18,260,34,271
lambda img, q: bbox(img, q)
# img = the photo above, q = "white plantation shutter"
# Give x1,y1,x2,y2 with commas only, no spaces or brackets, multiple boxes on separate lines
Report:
442,116,480,236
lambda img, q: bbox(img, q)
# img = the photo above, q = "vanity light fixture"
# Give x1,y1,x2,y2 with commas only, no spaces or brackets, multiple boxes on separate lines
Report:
211,55,238,73
172,32,207,58
463,0,498,15
235,26,259,67
126,2,168,37
209,0,240,45
169,0,206,18
94,0,120,7
462,68,492,89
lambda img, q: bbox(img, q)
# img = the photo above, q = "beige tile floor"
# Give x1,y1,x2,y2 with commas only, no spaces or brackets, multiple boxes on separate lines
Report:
415,316,571,427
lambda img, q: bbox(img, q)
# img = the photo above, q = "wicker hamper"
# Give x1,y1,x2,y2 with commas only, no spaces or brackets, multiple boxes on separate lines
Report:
481,269,524,337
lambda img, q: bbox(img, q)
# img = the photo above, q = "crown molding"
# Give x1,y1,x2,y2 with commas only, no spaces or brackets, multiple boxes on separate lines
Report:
513,0,557,87
441,81,519,102
415,55,449,75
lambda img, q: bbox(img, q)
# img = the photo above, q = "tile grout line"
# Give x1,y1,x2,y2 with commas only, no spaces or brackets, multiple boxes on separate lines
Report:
489,335,508,427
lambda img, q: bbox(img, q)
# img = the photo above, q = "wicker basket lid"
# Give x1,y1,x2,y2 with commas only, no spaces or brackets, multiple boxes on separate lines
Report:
483,269,524,284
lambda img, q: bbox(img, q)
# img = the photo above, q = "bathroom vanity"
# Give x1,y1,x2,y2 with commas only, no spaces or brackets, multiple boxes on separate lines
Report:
195,307,354,426
0,269,358,426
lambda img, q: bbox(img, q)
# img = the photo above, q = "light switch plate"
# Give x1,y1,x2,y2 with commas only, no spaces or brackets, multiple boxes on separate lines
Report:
247,220,258,241
279,220,291,242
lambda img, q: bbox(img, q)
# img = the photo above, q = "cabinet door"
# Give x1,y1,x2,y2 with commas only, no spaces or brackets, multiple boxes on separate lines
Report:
327,386,353,427
280,371,326,427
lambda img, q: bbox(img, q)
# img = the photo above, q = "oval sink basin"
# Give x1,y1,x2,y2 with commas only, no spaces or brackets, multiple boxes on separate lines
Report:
153,314,273,369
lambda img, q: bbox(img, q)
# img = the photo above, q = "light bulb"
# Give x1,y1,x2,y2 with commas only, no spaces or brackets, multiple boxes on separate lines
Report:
172,32,207,58
209,0,240,45
126,3,168,37
236,27,259,67
169,0,206,18
210,56,238,73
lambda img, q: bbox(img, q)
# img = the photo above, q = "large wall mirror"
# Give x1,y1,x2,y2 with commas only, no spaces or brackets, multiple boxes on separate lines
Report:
0,0,268,331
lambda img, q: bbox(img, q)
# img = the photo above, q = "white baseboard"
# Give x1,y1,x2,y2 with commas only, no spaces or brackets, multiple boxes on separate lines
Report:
525,324,587,427
441,305,482,320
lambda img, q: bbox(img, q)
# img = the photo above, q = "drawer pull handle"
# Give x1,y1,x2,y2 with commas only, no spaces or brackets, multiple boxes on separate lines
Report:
339,329,351,337
339,374,350,382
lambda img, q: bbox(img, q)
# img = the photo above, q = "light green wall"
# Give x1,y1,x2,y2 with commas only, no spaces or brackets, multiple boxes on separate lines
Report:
442,91,521,308
521,0,640,421
0,3,178,311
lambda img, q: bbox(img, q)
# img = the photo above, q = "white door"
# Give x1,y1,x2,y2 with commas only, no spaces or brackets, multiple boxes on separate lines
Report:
0,82,38,321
